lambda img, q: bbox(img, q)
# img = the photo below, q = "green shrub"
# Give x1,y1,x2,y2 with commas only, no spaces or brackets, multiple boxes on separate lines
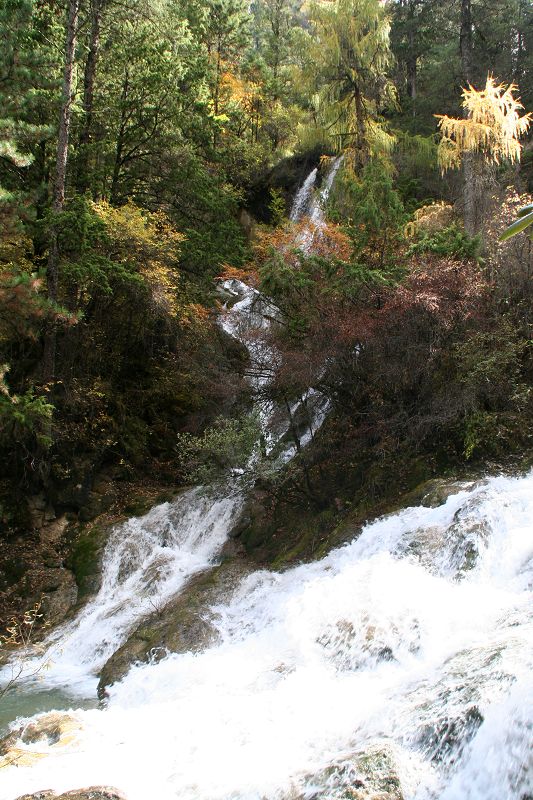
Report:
0,369,54,450
407,223,481,261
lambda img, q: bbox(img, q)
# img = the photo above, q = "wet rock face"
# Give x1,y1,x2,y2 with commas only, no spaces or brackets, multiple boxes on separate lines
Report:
97,559,253,697
418,705,484,765
289,744,404,800
40,569,78,626
20,712,82,747
0,712,82,769
405,478,478,509
15,789,126,800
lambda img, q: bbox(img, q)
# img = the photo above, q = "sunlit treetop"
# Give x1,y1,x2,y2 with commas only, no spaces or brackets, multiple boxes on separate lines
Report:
436,76,532,172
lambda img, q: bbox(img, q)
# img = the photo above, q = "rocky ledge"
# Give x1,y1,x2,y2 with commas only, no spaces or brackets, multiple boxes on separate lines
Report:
97,555,253,697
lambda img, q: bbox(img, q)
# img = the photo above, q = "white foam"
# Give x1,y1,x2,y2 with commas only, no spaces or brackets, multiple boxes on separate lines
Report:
2,473,532,800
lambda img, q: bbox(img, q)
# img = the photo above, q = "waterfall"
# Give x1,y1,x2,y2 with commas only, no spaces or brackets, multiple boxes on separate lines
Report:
290,155,344,250
12,488,244,694
290,157,343,226
2,160,342,697
308,155,344,227
218,156,345,457
289,167,318,222
1,472,532,799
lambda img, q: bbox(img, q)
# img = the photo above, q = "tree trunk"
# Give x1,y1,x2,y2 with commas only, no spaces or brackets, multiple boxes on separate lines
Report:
353,86,368,171
459,0,478,237
43,0,80,383
76,0,105,194
110,68,129,204
407,3,417,117
460,0,473,85
213,40,222,150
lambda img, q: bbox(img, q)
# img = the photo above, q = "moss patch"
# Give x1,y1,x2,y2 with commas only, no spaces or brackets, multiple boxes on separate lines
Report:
235,427,533,570
66,525,109,600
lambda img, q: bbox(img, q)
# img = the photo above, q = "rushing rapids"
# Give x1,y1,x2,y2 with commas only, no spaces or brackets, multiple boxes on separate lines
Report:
1,162,531,800
0,473,532,799
11,488,244,695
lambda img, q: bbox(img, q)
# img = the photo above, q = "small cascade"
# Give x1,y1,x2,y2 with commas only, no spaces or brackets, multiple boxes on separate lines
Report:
5,488,243,695
289,167,318,222
218,277,329,460
291,155,344,250
1,472,532,800
216,157,345,458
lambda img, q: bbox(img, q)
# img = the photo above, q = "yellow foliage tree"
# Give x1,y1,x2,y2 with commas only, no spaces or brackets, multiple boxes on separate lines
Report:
436,76,531,172
435,76,531,236
92,201,186,320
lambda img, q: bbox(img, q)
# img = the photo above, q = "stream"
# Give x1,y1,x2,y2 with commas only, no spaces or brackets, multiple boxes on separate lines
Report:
0,160,531,800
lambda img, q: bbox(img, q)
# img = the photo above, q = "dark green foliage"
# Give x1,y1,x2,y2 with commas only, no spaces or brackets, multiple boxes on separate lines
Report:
169,155,250,276
176,413,262,484
0,384,53,450
408,224,482,261
330,160,407,270
453,322,531,458
268,188,286,227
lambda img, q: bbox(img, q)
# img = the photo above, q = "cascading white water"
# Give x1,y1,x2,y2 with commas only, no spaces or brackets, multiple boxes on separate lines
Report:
295,155,344,251
1,160,341,703
217,158,342,455
218,278,329,460
3,488,244,695
2,472,531,800
308,156,344,228
289,167,318,222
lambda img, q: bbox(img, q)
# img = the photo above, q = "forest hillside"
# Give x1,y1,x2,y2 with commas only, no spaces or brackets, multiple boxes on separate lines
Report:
0,0,533,624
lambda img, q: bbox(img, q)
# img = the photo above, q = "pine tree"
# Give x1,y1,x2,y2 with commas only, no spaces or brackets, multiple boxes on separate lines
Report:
304,0,396,165
43,0,80,382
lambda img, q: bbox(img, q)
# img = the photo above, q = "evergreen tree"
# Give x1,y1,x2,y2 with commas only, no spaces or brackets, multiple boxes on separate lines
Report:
304,0,396,166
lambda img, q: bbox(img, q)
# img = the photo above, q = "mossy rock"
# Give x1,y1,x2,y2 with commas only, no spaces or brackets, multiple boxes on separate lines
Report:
1,712,83,770
66,525,110,600
97,559,253,696
418,705,484,763
16,789,126,800
287,743,404,800
121,490,175,518
403,478,475,508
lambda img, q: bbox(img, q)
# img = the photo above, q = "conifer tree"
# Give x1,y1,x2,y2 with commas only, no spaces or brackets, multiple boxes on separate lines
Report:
305,0,396,166
436,76,531,235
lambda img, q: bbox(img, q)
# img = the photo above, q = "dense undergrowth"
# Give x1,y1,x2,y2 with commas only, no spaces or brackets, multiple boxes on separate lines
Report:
221,174,533,566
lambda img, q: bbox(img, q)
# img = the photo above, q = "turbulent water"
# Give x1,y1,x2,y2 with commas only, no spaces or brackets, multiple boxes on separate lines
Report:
2,161,531,800
1,473,532,800
18,488,244,695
